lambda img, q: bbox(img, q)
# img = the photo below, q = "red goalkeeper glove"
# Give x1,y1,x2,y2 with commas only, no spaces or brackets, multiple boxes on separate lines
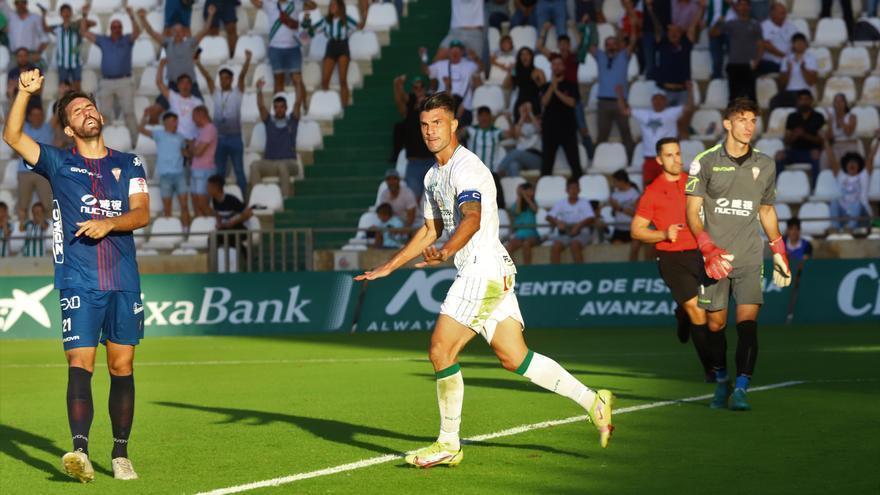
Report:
768,237,792,288
697,232,734,280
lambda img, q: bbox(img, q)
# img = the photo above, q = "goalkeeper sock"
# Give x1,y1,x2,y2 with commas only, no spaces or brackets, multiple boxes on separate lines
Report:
690,323,713,376
708,327,728,382
67,367,94,455
516,350,597,411
735,320,758,389
435,364,463,451
109,374,135,459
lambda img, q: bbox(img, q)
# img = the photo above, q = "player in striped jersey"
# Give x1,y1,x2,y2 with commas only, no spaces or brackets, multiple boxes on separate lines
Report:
303,0,365,105
41,3,94,91
21,201,48,257
356,93,614,468
462,106,512,172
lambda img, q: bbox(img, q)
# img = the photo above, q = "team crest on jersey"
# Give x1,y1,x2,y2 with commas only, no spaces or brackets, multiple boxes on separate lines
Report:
132,156,143,167
752,166,760,181
112,168,121,182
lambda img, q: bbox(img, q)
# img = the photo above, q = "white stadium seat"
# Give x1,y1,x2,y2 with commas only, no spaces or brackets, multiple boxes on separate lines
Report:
251,8,270,35
180,216,217,249
578,54,598,84
591,142,628,175
2,159,18,190
91,0,123,14
103,125,132,151
498,209,511,239
552,144,588,175
691,50,712,81
250,63,274,92
471,85,505,114
199,36,230,65
808,47,833,77
579,175,610,202
534,54,552,81
860,76,880,106
349,31,380,61
791,0,821,19
813,18,847,47
627,80,655,108
135,134,157,155
365,3,398,31
348,211,380,245
500,176,527,209
764,107,795,138
233,35,267,63
296,120,323,151
143,217,184,250
755,138,784,160
836,46,871,77
690,109,722,140
329,61,363,90
248,122,266,152
132,38,157,68
821,76,857,106
127,0,158,10
790,17,812,41
798,201,832,236
702,79,729,110
756,77,778,108
488,27,500,54
306,34,328,62
301,61,322,90
597,23,616,46
851,106,880,138
248,184,284,214
510,26,537,51
138,66,160,96
535,176,567,209
679,140,706,170
776,170,811,203
603,1,625,22
868,171,880,201
84,44,102,70
810,170,841,202
305,90,343,121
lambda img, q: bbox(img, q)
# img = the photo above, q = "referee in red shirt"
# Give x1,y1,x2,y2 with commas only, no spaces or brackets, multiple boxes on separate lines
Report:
631,137,721,383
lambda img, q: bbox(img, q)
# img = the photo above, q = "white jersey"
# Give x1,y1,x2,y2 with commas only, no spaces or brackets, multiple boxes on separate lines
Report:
423,145,516,279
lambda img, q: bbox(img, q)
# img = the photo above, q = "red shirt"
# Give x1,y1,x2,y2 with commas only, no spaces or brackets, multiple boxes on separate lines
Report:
562,52,578,83
635,173,698,252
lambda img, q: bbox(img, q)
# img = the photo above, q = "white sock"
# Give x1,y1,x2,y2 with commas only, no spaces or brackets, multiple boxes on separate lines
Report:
435,366,463,451
520,351,596,411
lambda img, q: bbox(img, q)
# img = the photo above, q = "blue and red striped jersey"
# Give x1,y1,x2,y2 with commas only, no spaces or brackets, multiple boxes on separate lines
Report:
28,143,148,292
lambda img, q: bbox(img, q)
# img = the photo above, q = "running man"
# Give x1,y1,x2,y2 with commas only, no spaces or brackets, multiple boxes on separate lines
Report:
355,93,614,468
631,137,719,383
684,98,791,411
2,69,150,482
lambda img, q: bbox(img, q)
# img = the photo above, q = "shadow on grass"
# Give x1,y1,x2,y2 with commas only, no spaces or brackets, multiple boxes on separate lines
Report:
156,402,589,460
0,424,112,482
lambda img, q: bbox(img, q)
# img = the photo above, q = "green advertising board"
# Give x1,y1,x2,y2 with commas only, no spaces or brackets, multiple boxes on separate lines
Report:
0,260,874,340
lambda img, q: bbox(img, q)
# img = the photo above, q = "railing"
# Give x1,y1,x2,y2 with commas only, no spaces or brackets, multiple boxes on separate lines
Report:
208,229,315,273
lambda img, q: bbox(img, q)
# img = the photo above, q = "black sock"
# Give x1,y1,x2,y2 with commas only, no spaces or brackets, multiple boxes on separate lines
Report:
708,326,728,380
67,367,94,455
690,323,713,375
735,320,758,387
109,374,135,459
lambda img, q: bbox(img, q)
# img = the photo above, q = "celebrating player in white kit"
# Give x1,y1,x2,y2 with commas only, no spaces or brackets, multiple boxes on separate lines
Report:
356,93,614,468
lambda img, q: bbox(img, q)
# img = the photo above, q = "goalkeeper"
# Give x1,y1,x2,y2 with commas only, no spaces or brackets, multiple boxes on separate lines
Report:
685,98,791,412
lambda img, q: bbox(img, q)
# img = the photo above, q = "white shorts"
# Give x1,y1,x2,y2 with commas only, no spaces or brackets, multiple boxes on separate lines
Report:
439,274,524,344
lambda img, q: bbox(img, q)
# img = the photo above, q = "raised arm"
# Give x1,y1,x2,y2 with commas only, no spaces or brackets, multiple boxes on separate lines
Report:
137,109,153,138
41,9,52,33
393,74,408,117
238,49,252,92
137,8,163,45
80,7,97,43
126,7,140,40
193,4,217,45
2,69,44,166
536,22,552,57
255,78,269,122
156,58,170,99
195,58,215,94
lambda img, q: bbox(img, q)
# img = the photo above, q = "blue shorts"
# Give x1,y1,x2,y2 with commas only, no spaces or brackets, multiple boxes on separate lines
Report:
165,0,193,28
190,167,215,195
60,289,144,351
205,0,238,28
159,172,188,198
58,67,82,83
268,46,302,74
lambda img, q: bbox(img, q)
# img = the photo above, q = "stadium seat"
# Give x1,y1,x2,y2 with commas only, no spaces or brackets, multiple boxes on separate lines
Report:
552,144,588,175
603,0,625,22
328,61,363,90
306,34,328,62
627,55,639,82
138,66,160,96
808,47,832,77
132,38,157,68
851,106,880,138
755,138,784,160
305,90,343,121
498,209,511,239
347,211,380,246
0,139,12,160
798,201,832,236
225,184,244,201
143,217,184,250
790,17,812,42
775,202,792,230
488,55,515,86
84,43,102,70
860,76,880,106
0,46,8,70
535,176,567,209
472,85,505,114
810,169,841,202
127,0,158,10
791,0,821,19
813,18,848,47
500,176,526,209
597,23,615,45
756,77,778,108
247,122,266,152
135,134,157,155
679,140,706,170
180,216,216,249
250,63,274,91
251,8,269,35
579,174,610,202
868,171,880,201
103,125,132,151
821,76,857,105
627,80,655,108
591,142,628,175
536,208,552,238
776,170,811,203
365,2,398,31
690,109,722,140
238,92,260,123
691,50,712,81
534,54,552,81
199,36,230,65
1,159,18,190
233,35,267,63
248,183,283,213
702,79,728,110
301,61,322,90
577,54,598,84
488,27,500,54
349,31,380,61
510,26,537,51
91,0,123,14
296,120,324,152
836,46,871,77
764,107,795,138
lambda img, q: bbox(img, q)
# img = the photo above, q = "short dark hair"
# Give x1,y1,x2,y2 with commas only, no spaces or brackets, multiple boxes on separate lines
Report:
218,68,234,77
791,32,808,44
0,201,7,210
207,174,226,188
177,74,192,84
797,89,813,99
193,105,209,118
787,217,801,229
420,92,457,114
611,169,630,183
477,106,491,115
655,136,680,156
840,151,865,172
54,90,98,129
15,47,29,56
724,97,759,120
566,177,579,187
162,111,178,121
273,96,288,105
59,3,71,12
558,34,571,43
376,203,393,215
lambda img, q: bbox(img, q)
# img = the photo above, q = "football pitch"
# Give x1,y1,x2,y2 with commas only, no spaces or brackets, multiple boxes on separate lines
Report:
1,324,878,495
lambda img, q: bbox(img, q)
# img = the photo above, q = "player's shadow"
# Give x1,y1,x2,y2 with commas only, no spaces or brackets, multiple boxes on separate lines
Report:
435,361,655,379
157,402,588,460
0,424,113,482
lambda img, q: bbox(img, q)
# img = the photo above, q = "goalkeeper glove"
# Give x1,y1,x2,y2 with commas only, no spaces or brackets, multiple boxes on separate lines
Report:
768,237,791,288
697,232,734,280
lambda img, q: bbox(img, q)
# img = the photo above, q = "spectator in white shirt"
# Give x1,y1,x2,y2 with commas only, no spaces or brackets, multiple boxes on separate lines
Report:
757,1,797,75
822,93,859,170
547,177,595,264
435,0,486,63
4,0,47,52
377,169,417,229
422,39,482,126
609,169,641,261
824,143,873,232
768,33,817,111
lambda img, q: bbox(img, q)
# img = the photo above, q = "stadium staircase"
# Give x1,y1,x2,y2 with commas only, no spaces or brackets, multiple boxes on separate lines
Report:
273,0,450,251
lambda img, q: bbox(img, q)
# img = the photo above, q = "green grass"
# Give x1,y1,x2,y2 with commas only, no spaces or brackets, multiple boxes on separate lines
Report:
1,325,878,494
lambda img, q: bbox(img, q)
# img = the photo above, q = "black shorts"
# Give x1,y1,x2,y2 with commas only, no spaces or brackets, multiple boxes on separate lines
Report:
610,230,632,243
205,0,238,28
325,39,351,60
657,249,703,305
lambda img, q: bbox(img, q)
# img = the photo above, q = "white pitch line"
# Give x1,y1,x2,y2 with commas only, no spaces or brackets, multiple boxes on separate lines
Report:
195,380,807,495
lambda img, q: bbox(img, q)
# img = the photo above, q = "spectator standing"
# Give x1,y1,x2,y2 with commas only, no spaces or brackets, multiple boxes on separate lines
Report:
485,0,511,29
547,177,595,263
618,83,694,185
207,174,254,264
371,203,407,249
779,90,825,183
823,93,859,168
640,0,671,79
652,7,701,106
42,3,92,91
204,0,239,58
825,144,872,232
506,47,546,121
535,0,566,35
189,106,218,217
573,0,606,24
423,40,481,126
757,1,797,75
511,0,538,28
197,50,253,198
538,24,578,83
138,110,191,226
711,0,763,103
164,0,193,35
768,33,816,111
619,0,643,48
496,101,543,177
378,169,417,229
705,0,732,79
821,0,853,42
436,0,485,62
593,35,637,161
463,106,512,171
80,6,140,143
784,218,812,267
575,8,599,63
392,74,434,200
506,182,540,265
671,0,700,30
0,201,10,257
540,54,583,178
489,34,515,82
303,0,365,106
251,78,299,197
4,0,46,53
156,58,205,140
609,169,641,261
20,202,47,257
16,105,52,221
6,47,41,111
